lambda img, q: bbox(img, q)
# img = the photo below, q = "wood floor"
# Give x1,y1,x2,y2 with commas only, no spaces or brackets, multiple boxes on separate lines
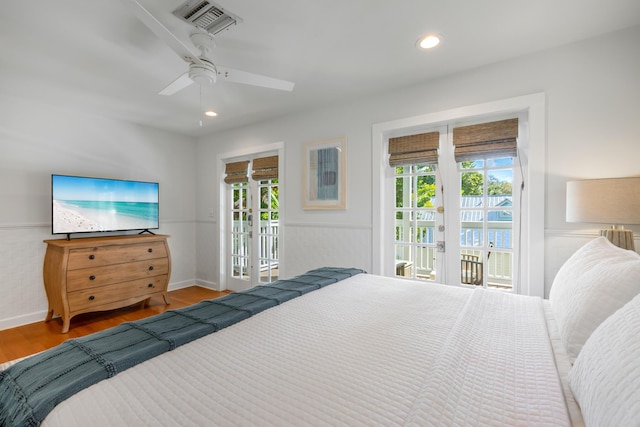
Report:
0,286,229,364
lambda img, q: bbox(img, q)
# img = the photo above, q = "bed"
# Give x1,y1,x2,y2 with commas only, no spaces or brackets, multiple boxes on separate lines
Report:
2,237,640,426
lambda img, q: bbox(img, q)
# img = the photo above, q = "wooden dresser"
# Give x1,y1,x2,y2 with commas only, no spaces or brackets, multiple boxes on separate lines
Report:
43,234,171,333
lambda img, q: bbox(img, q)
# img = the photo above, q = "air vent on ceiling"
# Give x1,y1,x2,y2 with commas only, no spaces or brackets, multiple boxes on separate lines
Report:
173,0,242,35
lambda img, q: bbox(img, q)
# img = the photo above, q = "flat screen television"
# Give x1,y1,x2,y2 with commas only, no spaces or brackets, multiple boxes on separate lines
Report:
51,174,159,237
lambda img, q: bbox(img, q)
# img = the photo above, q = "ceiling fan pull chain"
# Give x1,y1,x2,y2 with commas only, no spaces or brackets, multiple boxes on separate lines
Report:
199,85,203,127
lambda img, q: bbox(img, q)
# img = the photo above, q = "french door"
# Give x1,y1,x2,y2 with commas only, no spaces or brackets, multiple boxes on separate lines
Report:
227,175,279,291
391,120,521,291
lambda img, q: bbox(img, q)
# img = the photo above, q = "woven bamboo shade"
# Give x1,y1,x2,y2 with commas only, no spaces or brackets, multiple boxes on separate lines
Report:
251,155,279,181
453,118,518,162
224,160,249,184
388,131,439,166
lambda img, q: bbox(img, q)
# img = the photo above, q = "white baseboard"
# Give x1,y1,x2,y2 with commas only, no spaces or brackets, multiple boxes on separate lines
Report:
0,311,48,331
167,279,198,291
194,279,220,290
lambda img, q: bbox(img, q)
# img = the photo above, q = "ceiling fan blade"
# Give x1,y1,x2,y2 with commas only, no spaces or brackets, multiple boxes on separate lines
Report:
216,66,295,91
158,72,193,95
128,0,203,66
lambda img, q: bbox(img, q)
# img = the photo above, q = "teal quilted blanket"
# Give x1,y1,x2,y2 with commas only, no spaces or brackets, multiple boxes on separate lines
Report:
0,267,364,427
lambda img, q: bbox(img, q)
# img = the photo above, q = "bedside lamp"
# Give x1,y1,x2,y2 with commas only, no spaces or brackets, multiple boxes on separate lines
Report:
566,177,640,251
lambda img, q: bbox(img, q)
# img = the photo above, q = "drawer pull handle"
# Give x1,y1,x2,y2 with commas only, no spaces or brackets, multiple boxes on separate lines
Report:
89,295,95,301
148,266,154,271
89,255,95,260
148,248,153,253
89,275,96,280
148,283,153,288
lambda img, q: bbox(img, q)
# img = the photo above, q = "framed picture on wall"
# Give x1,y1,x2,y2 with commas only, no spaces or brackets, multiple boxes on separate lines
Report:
302,137,346,210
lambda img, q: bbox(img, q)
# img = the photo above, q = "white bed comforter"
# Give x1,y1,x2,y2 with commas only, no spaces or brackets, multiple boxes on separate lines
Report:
42,274,571,426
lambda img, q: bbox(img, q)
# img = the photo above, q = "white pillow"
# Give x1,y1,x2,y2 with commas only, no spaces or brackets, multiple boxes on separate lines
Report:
549,236,640,361
569,293,640,426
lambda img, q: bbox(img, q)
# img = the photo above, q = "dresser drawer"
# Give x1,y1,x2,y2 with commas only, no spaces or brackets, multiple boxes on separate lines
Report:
68,275,168,312
66,258,169,292
67,241,168,270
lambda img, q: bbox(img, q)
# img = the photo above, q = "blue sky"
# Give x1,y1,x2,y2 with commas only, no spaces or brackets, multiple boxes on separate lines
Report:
489,169,513,183
52,175,158,202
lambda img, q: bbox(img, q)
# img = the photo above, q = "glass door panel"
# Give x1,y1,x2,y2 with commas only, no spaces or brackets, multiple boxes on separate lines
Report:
257,179,279,283
394,164,438,280
229,182,251,285
458,158,514,290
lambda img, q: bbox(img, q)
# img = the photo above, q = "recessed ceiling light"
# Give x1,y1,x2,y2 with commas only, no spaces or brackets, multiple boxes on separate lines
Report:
205,110,218,117
417,34,441,49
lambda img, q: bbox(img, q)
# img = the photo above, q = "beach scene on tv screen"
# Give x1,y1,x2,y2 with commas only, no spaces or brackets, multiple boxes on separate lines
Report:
52,176,158,234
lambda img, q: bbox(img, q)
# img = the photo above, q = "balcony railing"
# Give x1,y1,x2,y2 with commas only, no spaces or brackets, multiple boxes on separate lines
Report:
395,220,513,288
232,220,279,281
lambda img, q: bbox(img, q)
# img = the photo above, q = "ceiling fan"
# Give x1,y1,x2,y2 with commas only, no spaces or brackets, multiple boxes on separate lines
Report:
128,0,295,96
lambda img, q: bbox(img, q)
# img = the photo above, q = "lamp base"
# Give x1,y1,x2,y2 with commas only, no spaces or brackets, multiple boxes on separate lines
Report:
600,229,635,251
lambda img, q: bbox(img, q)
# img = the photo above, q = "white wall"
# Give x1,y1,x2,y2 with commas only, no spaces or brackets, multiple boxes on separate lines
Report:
196,25,640,296
0,95,198,329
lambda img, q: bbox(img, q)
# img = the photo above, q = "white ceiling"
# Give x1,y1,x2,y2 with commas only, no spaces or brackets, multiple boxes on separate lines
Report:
1,0,639,137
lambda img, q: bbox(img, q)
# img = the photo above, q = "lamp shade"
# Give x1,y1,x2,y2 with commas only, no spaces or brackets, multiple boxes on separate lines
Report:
566,177,640,225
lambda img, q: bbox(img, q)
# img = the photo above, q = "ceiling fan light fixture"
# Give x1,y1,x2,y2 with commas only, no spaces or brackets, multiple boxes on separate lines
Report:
189,58,218,85
417,33,441,49
189,66,217,84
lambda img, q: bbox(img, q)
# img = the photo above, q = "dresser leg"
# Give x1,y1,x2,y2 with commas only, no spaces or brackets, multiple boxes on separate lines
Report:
61,318,70,334
45,309,54,322
162,292,171,305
